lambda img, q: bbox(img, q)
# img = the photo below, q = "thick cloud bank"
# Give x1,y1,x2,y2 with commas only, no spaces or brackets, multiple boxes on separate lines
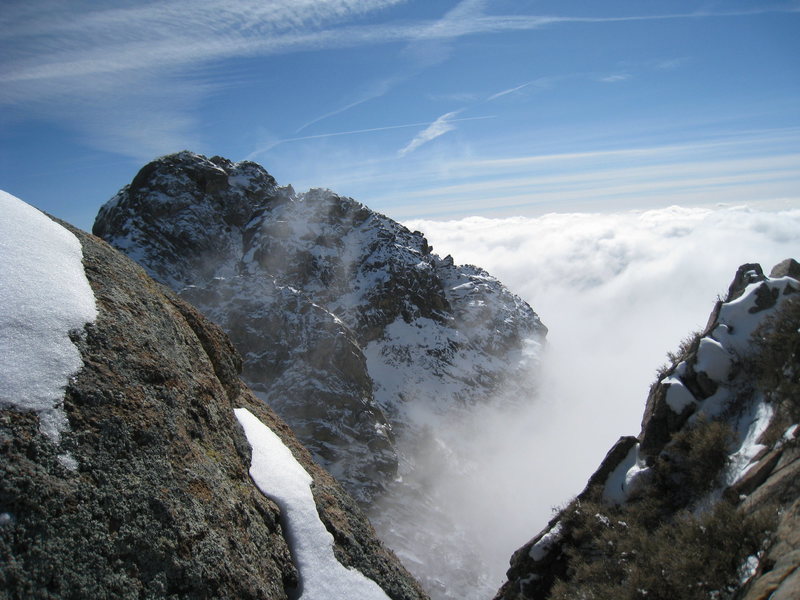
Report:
405,204,800,595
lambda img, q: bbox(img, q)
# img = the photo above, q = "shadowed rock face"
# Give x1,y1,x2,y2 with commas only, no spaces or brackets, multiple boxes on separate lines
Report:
495,260,800,600
0,221,428,600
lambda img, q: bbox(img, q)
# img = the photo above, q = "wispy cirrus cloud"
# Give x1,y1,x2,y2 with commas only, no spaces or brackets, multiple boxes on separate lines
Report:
3,2,794,96
398,110,461,156
2,1,797,159
599,73,631,83
0,1,409,89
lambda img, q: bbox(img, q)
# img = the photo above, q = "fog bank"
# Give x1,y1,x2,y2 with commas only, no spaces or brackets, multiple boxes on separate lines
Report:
401,204,800,597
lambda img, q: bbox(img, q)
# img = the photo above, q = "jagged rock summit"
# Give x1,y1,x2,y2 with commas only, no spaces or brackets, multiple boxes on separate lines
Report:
93,151,547,598
496,259,800,600
93,151,547,505
0,191,428,599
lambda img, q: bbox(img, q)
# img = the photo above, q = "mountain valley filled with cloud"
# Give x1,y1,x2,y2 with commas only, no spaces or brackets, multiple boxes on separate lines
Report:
2,1,799,598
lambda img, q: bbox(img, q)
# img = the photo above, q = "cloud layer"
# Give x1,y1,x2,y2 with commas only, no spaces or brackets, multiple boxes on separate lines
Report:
404,204,800,594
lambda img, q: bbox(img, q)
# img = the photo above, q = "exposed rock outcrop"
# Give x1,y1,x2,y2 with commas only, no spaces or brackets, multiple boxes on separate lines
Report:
0,205,427,600
496,260,800,600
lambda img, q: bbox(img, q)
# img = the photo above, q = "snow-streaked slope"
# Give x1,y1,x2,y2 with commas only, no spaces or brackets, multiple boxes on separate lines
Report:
0,190,97,443
234,407,391,600
93,151,546,499
93,151,547,599
605,269,799,505
496,260,800,600
180,274,396,502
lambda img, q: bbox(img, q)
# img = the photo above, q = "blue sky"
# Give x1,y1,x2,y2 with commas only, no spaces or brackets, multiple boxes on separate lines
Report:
1,0,798,231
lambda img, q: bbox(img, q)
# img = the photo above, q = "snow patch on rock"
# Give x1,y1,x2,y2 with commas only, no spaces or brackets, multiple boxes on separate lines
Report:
694,337,731,382
603,443,650,504
725,399,774,486
528,522,563,561
0,190,97,443
234,407,390,600
664,377,696,413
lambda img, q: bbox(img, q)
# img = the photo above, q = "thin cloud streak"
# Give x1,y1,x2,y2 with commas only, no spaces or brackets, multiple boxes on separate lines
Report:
404,154,800,199
454,129,800,171
294,77,402,134
3,2,797,158
399,111,460,156
600,73,631,83
248,114,496,159
486,82,536,101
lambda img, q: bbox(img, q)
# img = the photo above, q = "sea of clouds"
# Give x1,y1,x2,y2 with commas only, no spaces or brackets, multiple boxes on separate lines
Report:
404,204,800,597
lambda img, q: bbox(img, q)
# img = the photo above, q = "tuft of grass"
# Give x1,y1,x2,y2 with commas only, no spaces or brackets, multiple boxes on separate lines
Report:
650,418,734,509
749,296,800,420
666,330,704,367
655,329,704,381
548,417,770,600
550,498,772,600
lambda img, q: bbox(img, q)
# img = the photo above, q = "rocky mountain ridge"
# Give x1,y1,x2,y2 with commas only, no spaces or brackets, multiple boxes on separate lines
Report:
496,258,800,600
0,192,427,599
93,153,547,505
93,152,547,598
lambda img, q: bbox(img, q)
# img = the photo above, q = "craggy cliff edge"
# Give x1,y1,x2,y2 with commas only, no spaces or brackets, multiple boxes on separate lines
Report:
0,214,427,600
496,259,800,600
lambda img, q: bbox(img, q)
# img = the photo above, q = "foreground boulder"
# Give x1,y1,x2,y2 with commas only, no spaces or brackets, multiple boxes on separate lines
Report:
0,192,427,600
496,260,800,600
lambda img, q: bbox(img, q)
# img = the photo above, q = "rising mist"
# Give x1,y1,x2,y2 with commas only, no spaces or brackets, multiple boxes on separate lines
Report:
389,205,800,598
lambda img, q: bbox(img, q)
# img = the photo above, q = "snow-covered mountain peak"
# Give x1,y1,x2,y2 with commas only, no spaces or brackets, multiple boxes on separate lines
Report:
93,151,547,597
94,151,280,288
93,152,547,511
